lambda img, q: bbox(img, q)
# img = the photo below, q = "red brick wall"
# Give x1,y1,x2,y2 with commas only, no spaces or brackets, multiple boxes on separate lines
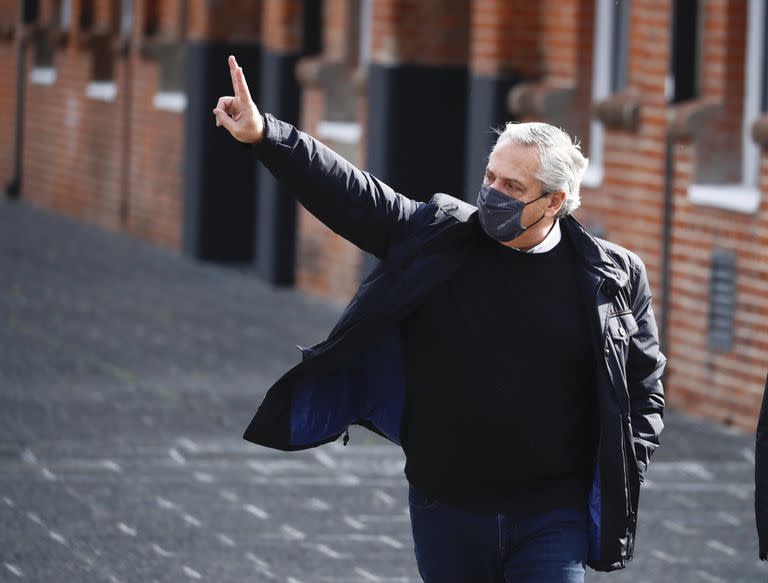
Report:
372,0,469,66
665,0,767,429
10,0,768,430
262,0,301,52
578,0,670,304
19,0,182,246
470,0,541,76
17,0,262,249
295,0,365,305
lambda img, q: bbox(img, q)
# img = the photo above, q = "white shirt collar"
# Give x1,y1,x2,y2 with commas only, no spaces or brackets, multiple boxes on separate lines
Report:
515,220,562,253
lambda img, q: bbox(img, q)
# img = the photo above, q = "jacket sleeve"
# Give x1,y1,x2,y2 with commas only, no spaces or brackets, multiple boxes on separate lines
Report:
626,255,666,481
252,114,424,259
756,377,768,559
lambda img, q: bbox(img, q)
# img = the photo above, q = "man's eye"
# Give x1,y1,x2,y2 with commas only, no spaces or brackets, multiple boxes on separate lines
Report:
506,182,519,191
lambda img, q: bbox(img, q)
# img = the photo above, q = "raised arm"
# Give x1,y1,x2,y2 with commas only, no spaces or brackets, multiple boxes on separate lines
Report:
213,55,423,258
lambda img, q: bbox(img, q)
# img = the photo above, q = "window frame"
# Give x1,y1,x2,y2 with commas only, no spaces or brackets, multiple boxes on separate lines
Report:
687,0,763,213
582,0,631,188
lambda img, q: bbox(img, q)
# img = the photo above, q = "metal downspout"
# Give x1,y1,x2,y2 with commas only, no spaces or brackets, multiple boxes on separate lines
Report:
5,0,30,199
119,30,132,225
660,133,674,359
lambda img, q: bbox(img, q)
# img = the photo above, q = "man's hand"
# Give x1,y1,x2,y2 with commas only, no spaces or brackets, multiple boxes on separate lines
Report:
213,55,264,144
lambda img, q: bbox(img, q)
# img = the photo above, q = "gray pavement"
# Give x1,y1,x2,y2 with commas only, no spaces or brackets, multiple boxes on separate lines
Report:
0,197,764,583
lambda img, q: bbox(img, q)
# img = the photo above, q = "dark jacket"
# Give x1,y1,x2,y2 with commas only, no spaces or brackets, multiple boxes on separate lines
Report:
243,114,666,572
756,375,768,559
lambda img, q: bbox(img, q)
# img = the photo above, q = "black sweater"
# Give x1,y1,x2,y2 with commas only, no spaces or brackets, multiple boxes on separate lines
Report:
400,223,597,516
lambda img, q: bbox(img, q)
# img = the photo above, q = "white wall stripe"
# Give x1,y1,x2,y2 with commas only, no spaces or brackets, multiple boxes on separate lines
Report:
117,523,137,536
4,562,23,577
244,504,269,519
182,565,202,579
152,544,176,558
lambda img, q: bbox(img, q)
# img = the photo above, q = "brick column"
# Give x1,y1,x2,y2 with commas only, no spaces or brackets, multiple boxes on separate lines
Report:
367,0,470,202
293,0,370,303
464,0,542,199
253,0,321,286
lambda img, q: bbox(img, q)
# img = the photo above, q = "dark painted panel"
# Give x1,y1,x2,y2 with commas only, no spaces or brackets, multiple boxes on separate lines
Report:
367,64,468,203
23,0,38,23
301,0,324,56
254,49,301,286
463,73,523,201
183,42,261,262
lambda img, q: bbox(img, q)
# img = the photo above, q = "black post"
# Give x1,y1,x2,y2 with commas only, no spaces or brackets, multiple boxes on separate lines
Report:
253,0,323,286
253,50,301,285
463,72,523,202
182,42,262,262
660,133,674,360
5,0,36,198
367,64,468,203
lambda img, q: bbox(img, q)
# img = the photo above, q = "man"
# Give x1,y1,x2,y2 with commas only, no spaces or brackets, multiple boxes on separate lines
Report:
756,374,768,560
214,55,665,582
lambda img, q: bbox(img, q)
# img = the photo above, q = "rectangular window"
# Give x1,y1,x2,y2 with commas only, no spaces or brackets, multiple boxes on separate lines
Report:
153,44,186,112
120,0,134,37
23,0,39,24
688,0,762,213
79,0,94,30
143,0,158,37
582,0,632,187
669,0,699,103
91,34,115,81
301,0,324,57
610,0,631,93
32,28,54,68
59,0,71,29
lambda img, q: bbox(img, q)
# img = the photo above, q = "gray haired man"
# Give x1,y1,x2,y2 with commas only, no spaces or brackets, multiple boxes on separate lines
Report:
215,55,666,583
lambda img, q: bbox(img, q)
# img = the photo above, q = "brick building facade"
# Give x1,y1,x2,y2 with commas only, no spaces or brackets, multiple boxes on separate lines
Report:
3,0,768,431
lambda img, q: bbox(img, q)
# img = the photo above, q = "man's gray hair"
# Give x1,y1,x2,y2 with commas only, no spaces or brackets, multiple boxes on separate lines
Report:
492,122,588,219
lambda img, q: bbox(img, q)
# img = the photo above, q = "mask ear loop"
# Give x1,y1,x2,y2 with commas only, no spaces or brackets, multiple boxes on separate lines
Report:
519,192,554,231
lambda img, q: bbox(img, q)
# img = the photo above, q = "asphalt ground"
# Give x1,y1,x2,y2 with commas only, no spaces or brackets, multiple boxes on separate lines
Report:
0,197,765,583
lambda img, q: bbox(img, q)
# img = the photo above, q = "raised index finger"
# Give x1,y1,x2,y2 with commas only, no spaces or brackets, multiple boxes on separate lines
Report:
228,55,252,102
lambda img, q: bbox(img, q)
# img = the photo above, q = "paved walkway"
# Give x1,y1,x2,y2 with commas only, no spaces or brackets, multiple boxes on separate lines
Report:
0,198,764,582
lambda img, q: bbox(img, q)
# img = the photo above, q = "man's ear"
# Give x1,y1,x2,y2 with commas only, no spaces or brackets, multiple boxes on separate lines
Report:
546,191,566,217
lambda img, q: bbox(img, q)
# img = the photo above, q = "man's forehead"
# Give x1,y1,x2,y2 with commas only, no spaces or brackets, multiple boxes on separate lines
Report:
487,143,539,179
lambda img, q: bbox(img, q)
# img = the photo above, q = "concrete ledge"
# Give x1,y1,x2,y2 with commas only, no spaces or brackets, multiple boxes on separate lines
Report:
507,81,574,119
667,98,721,140
86,81,118,102
688,184,760,214
751,114,768,148
153,91,187,113
316,121,362,144
29,67,57,85
592,91,641,132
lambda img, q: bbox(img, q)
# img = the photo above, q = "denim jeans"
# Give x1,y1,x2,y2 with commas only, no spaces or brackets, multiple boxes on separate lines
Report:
409,486,588,583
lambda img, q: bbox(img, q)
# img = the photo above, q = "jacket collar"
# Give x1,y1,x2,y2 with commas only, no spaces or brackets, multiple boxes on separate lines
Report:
449,208,627,289
560,216,628,288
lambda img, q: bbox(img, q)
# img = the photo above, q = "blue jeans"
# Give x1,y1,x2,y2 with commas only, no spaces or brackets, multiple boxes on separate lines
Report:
409,487,588,583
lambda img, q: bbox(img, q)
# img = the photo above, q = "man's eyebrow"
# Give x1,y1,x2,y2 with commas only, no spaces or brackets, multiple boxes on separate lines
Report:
486,167,527,189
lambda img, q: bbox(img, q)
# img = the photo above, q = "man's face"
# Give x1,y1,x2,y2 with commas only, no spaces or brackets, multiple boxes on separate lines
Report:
482,142,552,246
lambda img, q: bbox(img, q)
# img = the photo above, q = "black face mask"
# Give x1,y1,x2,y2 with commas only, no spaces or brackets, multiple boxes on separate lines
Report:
476,184,548,242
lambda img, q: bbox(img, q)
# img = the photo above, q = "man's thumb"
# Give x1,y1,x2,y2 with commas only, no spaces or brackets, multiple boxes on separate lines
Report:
213,108,236,134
